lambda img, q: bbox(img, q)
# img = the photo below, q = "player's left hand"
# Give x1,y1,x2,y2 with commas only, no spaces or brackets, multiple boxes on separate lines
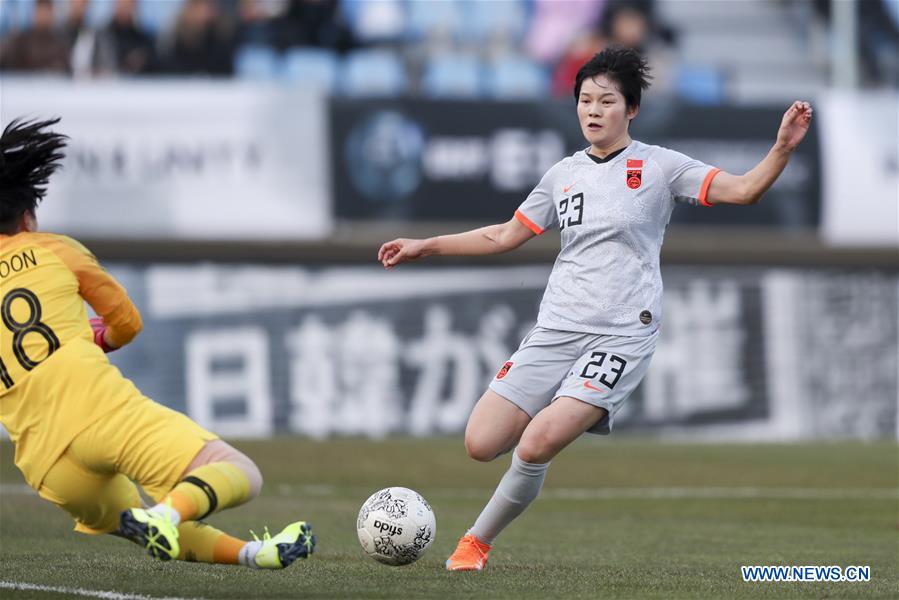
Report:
776,101,813,152
89,317,119,353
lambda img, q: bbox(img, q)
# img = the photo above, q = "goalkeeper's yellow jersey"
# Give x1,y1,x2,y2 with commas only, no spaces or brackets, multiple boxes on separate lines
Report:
0,231,143,488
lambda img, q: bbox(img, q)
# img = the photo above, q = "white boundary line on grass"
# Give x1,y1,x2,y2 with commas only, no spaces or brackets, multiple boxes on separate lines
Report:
274,484,899,501
544,487,899,500
0,581,200,600
4,483,897,501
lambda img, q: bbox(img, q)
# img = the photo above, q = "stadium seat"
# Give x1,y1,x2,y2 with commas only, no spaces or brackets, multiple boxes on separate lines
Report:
341,49,408,97
137,0,184,35
459,0,529,43
420,54,483,98
674,65,726,105
484,56,548,99
283,48,340,93
341,0,406,44
234,45,280,81
404,0,463,41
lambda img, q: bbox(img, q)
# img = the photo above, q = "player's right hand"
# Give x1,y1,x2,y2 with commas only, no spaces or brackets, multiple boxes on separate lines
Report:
378,238,426,269
89,317,119,353
775,100,812,152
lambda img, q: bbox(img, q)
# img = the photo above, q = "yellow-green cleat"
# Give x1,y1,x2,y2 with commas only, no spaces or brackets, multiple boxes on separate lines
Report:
252,521,316,569
119,507,180,561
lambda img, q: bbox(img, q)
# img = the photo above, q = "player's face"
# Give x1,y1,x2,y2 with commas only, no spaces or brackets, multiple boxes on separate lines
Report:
577,75,638,151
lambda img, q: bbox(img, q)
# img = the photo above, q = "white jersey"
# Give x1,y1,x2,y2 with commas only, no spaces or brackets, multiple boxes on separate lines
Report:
515,140,720,336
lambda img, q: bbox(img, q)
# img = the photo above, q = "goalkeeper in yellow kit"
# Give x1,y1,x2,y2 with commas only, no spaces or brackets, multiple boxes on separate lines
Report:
0,117,315,567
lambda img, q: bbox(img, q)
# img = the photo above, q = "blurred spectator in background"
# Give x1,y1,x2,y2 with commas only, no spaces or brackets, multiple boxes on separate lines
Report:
94,0,157,75
236,0,276,47
604,0,676,47
526,0,605,67
160,0,237,76
600,0,674,94
64,0,108,79
549,25,604,98
63,0,91,49
603,2,650,52
0,0,69,73
272,0,358,53
550,0,674,98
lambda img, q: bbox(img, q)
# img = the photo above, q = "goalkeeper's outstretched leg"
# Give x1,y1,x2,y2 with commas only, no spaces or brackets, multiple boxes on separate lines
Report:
118,439,314,567
117,438,315,567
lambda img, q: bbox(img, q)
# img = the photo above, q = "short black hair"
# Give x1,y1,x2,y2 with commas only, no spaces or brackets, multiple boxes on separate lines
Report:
573,45,652,110
0,117,68,234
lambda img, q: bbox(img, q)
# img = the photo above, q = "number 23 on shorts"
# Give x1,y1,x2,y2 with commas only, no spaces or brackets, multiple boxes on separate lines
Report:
578,351,627,393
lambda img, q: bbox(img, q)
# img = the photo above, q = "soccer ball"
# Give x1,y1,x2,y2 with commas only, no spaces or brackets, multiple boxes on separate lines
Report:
357,487,436,566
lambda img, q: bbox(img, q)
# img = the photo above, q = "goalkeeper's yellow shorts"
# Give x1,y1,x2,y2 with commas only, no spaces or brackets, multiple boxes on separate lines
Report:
37,396,218,534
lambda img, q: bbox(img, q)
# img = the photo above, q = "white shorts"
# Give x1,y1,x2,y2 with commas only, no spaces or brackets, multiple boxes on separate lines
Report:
488,326,658,434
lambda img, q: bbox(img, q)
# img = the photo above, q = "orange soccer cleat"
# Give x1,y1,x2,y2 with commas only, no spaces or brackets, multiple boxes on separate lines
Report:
445,533,491,571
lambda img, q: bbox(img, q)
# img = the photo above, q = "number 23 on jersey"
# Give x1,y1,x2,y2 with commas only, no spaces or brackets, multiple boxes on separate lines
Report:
559,192,584,230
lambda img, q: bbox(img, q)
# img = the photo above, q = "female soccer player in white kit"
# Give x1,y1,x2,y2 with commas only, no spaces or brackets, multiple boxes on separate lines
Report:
378,46,813,571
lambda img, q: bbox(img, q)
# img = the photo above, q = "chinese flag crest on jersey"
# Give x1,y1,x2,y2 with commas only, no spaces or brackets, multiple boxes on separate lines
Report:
496,361,513,379
626,158,643,189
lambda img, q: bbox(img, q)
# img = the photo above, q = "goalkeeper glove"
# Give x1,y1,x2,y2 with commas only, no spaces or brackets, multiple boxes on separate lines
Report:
90,317,119,353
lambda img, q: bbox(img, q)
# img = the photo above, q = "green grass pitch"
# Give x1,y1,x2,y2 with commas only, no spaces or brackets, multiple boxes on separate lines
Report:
1,437,896,599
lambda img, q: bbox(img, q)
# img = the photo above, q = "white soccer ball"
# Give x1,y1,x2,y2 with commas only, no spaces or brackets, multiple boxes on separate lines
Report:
357,486,436,566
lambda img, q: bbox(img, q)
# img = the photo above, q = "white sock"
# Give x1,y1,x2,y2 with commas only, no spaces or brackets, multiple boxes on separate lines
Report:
468,450,549,545
238,540,263,568
147,503,181,526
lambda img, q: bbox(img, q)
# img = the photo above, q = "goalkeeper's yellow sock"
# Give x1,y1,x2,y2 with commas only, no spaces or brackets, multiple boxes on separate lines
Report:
176,521,248,565
162,462,253,523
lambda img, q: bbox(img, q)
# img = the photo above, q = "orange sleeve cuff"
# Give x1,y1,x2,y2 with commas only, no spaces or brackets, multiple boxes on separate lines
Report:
699,168,722,207
515,209,544,235
102,300,143,347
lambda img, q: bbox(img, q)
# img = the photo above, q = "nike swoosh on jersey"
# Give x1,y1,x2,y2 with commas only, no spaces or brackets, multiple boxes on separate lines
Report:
563,182,577,193
583,380,606,393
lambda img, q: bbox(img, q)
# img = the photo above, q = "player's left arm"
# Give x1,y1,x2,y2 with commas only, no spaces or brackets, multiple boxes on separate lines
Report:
49,235,143,350
80,262,143,351
705,101,813,206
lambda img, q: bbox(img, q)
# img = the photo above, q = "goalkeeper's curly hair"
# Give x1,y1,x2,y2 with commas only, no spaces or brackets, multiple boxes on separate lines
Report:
0,117,68,234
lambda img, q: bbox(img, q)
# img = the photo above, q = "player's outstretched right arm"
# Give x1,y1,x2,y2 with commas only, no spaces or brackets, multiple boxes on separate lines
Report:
378,217,536,269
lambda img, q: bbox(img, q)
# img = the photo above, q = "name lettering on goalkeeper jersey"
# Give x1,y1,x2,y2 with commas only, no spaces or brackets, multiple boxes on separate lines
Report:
0,249,38,279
